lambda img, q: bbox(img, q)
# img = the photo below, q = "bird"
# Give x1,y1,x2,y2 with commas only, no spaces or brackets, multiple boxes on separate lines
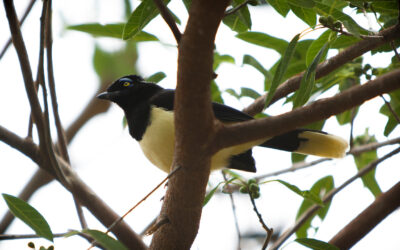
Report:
97,75,348,173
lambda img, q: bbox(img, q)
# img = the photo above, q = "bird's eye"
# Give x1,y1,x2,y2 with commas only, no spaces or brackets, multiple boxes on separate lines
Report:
123,82,131,87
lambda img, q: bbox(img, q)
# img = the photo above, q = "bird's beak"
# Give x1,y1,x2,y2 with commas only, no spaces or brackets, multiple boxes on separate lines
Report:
97,92,111,100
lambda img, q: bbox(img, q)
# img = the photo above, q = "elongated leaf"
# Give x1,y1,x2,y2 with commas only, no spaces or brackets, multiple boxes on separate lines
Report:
2,194,53,241
123,0,171,40
293,42,329,108
214,53,235,70
236,32,289,55
296,176,334,237
287,0,315,8
306,30,332,66
68,23,158,41
211,81,224,104
289,3,316,26
353,130,382,197
265,34,300,106
331,34,360,49
146,72,166,83
267,0,290,17
266,180,323,205
241,87,261,99
242,54,270,78
296,238,339,250
223,0,252,32
83,230,127,250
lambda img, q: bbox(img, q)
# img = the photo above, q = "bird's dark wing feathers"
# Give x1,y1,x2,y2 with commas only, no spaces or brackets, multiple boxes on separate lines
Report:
149,90,253,122
149,89,175,111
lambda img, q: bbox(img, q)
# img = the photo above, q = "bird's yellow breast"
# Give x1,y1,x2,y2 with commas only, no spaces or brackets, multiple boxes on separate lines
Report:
138,107,264,173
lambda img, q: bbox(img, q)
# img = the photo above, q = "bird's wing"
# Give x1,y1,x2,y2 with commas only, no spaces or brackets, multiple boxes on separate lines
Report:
149,89,175,111
212,102,253,122
150,90,254,122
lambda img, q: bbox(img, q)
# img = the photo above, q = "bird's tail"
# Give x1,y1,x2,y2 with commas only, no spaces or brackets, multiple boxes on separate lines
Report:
260,129,348,158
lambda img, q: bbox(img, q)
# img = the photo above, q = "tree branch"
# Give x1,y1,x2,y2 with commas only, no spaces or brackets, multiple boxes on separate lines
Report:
270,146,400,249
216,69,400,153
329,180,400,249
243,24,400,116
0,125,147,249
0,0,36,60
150,0,230,248
153,0,181,43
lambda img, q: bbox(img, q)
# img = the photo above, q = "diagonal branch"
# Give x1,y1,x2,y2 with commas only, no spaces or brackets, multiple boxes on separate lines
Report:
0,125,147,249
243,24,400,116
270,146,400,249
0,0,36,60
329,180,400,249
215,69,400,153
153,0,181,43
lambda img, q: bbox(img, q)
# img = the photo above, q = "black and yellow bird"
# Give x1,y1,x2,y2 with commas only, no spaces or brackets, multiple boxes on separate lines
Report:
97,75,348,173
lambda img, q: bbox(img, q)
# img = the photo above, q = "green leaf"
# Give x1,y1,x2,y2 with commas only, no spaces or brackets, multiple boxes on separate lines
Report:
265,34,300,106
296,238,339,250
236,32,289,55
2,194,53,242
287,0,315,8
293,42,329,108
214,53,235,70
225,88,240,99
342,20,361,38
241,87,261,99
83,229,128,250
314,2,368,34
379,89,400,136
92,43,138,80
331,34,361,49
267,180,324,206
211,81,224,104
289,3,317,26
242,55,270,78
146,72,166,83
123,0,171,40
223,0,252,33
267,0,290,17
306,30,333,66
296,176,334,238
68,23,158,41
353,130,382,197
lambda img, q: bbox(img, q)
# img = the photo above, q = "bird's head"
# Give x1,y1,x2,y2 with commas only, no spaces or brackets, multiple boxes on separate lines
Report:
97,75,161,110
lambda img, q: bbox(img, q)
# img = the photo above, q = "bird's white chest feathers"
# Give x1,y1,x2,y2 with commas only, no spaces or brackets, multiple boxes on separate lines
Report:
139,107,175,173
137,107,264,173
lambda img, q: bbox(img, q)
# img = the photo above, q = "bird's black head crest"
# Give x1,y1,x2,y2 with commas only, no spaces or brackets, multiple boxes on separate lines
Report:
106,75,146,92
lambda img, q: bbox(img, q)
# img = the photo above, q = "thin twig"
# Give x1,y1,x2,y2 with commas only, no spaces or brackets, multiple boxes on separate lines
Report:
348,136,400,155
224,0,251,16
255,158,331,181
270,146,400,249
153,0,181,43
88,165,182,249
248,195,273,250
0,0,36,60
329,26,383,40
222,171,242,249
0,233,66,240
381,95,400,124
43,0,88,229
0,125,147,249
